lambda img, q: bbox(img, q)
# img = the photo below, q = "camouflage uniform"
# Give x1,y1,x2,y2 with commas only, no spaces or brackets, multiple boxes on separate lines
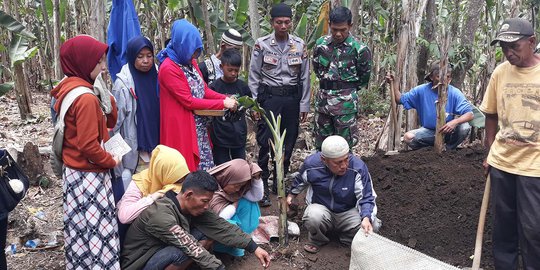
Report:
312,34,372,149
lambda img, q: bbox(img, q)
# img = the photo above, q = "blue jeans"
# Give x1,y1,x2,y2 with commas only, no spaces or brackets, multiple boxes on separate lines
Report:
142,228,207,270
407,122,471,150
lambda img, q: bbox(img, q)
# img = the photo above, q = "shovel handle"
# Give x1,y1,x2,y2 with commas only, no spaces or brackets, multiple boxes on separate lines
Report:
472,175,491,270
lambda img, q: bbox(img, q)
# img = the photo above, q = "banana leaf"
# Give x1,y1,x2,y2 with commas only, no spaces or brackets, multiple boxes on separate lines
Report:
0,11,36,39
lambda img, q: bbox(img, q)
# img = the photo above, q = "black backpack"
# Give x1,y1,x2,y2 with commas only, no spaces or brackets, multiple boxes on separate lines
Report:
0,149,29,213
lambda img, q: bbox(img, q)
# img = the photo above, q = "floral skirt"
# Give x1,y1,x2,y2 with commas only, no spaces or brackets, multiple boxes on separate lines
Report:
195,119,214,170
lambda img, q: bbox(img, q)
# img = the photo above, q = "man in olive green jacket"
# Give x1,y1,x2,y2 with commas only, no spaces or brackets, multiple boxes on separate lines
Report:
121,171,271,270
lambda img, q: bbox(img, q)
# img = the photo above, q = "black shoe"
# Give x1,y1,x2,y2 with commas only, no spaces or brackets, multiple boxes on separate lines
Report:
259,196,271,207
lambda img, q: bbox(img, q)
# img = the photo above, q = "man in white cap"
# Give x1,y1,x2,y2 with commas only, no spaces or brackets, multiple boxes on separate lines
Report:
481,17,540,270
199,28,243,84
287,135,380,254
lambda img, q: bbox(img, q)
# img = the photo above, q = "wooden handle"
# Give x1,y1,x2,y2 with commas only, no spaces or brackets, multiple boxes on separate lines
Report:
472,175,491,270
389,81,398,129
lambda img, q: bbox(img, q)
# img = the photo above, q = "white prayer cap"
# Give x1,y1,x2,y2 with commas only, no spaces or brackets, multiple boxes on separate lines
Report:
321,135,349,158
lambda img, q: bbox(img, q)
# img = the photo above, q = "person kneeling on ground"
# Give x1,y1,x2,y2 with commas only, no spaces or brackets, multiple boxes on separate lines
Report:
121,170,271,270
287,135,381,254
385,61,474,150
117,145,190,225
208,159,264,256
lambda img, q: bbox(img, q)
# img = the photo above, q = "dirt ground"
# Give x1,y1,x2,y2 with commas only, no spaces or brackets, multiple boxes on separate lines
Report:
1,92,494,270
366,146,493,270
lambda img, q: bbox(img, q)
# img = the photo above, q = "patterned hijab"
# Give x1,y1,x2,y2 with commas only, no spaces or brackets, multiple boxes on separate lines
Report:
59,35,108,83
132,145,190,196
208,159,262,214
156,19,203,65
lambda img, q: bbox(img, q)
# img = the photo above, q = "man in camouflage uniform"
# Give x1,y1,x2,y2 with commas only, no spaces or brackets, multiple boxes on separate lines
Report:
312,6,372,149
249,3,310,206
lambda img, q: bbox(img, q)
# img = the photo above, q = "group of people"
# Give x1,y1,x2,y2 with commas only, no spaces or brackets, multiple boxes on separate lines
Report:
0,1,535,269
45,3,381,270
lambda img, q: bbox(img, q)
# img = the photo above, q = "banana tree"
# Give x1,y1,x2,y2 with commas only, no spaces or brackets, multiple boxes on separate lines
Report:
238,96,289,246
0,10,37,119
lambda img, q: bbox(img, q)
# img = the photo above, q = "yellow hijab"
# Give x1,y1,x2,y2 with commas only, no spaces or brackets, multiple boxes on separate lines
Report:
132,145,190,196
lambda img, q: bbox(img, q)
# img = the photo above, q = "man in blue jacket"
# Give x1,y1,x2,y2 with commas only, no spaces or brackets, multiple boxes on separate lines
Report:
287,135,380,254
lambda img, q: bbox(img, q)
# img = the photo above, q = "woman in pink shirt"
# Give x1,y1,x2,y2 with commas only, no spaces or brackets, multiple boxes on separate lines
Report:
117,145,190,224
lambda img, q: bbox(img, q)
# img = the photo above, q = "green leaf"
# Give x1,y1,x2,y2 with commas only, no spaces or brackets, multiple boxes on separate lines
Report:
293,13,307,38
307,17,325,49
168,0,180,10
306,0,325,19
0,82,14,97
60,0,67,24
9,35,38,67
233,0,249,26
0,10,36,39
46,0,53,18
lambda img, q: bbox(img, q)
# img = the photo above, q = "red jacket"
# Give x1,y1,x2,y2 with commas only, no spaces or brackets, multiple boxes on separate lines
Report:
159,58,226,171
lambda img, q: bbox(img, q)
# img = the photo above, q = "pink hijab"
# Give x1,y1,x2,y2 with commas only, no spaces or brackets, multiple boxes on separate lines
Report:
208,159,262,214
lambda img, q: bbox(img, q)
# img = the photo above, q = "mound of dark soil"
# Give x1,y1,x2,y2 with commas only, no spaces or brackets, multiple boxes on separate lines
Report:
227,146,494,270
365,146,493,269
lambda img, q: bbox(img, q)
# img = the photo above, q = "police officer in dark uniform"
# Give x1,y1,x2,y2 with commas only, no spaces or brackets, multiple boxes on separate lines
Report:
248,3,310,206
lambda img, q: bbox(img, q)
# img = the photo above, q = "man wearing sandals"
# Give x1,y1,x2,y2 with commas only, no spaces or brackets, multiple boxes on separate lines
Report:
287,135,381,253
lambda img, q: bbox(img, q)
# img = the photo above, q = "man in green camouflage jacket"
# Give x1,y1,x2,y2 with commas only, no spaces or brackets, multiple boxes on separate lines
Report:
312,6,372,149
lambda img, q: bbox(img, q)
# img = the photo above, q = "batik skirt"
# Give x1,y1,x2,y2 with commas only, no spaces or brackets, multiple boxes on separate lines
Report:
63,167,120,270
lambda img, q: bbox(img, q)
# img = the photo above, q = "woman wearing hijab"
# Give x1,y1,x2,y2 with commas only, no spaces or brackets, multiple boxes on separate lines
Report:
158,19,238,172
112,36,160,191
117,145,190,224
208,159,263,256
51,35,120,269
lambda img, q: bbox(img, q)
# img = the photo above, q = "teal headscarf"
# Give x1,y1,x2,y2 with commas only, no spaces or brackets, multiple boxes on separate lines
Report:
157,19,203,65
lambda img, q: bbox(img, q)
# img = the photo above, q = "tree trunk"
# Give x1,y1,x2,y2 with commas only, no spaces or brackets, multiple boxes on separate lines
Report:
417,0,435,84
248,0,260,40
201,0,215,55
65,0,74,39
434,33,450,153
509,0,521,17
223,0,229,23
40,0,55,59
452,0,484,89
349,0,361,36
331,0,342,8
13,63,33,120
396,0,428,142
6,0,33,119
88,0,106,42
156,0,166,50
450,0,461,40
53,0,62,78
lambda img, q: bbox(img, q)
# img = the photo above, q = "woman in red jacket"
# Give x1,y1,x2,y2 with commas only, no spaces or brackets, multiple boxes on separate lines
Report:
158,19,237,171
51,35,121,269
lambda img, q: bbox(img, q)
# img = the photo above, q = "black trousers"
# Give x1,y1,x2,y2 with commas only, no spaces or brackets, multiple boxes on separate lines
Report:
1,214,7,270
490,167,540,270
256,94,300,195
212,145,246,166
